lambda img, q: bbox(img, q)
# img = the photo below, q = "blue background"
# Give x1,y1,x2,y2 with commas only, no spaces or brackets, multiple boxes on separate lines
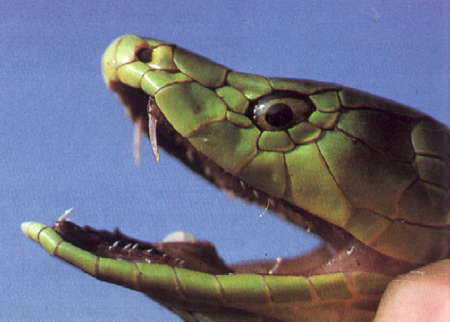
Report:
2,1,449,321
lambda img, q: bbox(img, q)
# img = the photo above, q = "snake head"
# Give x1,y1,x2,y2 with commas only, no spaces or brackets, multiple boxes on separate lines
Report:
22,34,449,322
102,34,449,265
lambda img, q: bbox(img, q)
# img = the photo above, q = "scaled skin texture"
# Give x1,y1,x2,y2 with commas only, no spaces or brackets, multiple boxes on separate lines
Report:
23,35,450,321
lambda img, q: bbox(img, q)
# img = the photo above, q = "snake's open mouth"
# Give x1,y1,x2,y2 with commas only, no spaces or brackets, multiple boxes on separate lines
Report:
22,34,449,321
51,82,416,278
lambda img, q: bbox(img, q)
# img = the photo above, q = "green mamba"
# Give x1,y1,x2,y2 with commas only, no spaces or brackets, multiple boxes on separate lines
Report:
22,34,449,322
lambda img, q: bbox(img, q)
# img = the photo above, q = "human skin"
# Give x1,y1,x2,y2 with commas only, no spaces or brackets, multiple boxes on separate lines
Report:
374,259,450,322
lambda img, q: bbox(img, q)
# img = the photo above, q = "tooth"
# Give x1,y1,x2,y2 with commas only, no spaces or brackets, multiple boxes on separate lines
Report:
346,246,355,255
186,147,194,162
147,98,159,162
268,257,283,275
225,189,236,199
258,201,270,218
57,207,75,222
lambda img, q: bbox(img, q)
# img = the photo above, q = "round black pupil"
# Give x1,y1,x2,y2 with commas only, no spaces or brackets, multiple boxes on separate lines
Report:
265,103,293,127
136,48,152,63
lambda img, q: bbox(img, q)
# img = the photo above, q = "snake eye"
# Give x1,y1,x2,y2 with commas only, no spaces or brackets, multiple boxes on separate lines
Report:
250,92,313,130
136,47,152,63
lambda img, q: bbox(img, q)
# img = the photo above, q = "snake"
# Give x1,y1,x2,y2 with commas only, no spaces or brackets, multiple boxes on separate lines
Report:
22,34,450,321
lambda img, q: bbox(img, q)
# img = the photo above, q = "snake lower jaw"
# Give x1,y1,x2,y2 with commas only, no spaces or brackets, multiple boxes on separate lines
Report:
52,213,416,279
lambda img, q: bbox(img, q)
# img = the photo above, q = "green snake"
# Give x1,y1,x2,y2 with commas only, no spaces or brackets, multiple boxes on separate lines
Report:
22,34,450,321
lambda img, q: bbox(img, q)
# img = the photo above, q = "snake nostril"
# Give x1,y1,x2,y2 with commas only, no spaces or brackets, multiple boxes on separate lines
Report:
136,47,152,63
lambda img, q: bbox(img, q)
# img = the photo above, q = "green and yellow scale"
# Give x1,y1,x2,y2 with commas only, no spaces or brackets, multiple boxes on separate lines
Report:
22,35,449,321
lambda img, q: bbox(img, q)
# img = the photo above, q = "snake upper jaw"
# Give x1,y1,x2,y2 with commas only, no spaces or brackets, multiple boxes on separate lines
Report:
96,80,418,278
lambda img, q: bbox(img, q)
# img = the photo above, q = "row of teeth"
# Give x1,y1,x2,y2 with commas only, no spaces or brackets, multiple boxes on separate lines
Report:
56,208,188,266
131,101,310,232
106,241,186,266
108,240,140,251
179,133,285,218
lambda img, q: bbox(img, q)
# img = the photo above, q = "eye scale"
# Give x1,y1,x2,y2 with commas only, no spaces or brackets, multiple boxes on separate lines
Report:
254,102,294,128
22,34,449,322
250,92,314,131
